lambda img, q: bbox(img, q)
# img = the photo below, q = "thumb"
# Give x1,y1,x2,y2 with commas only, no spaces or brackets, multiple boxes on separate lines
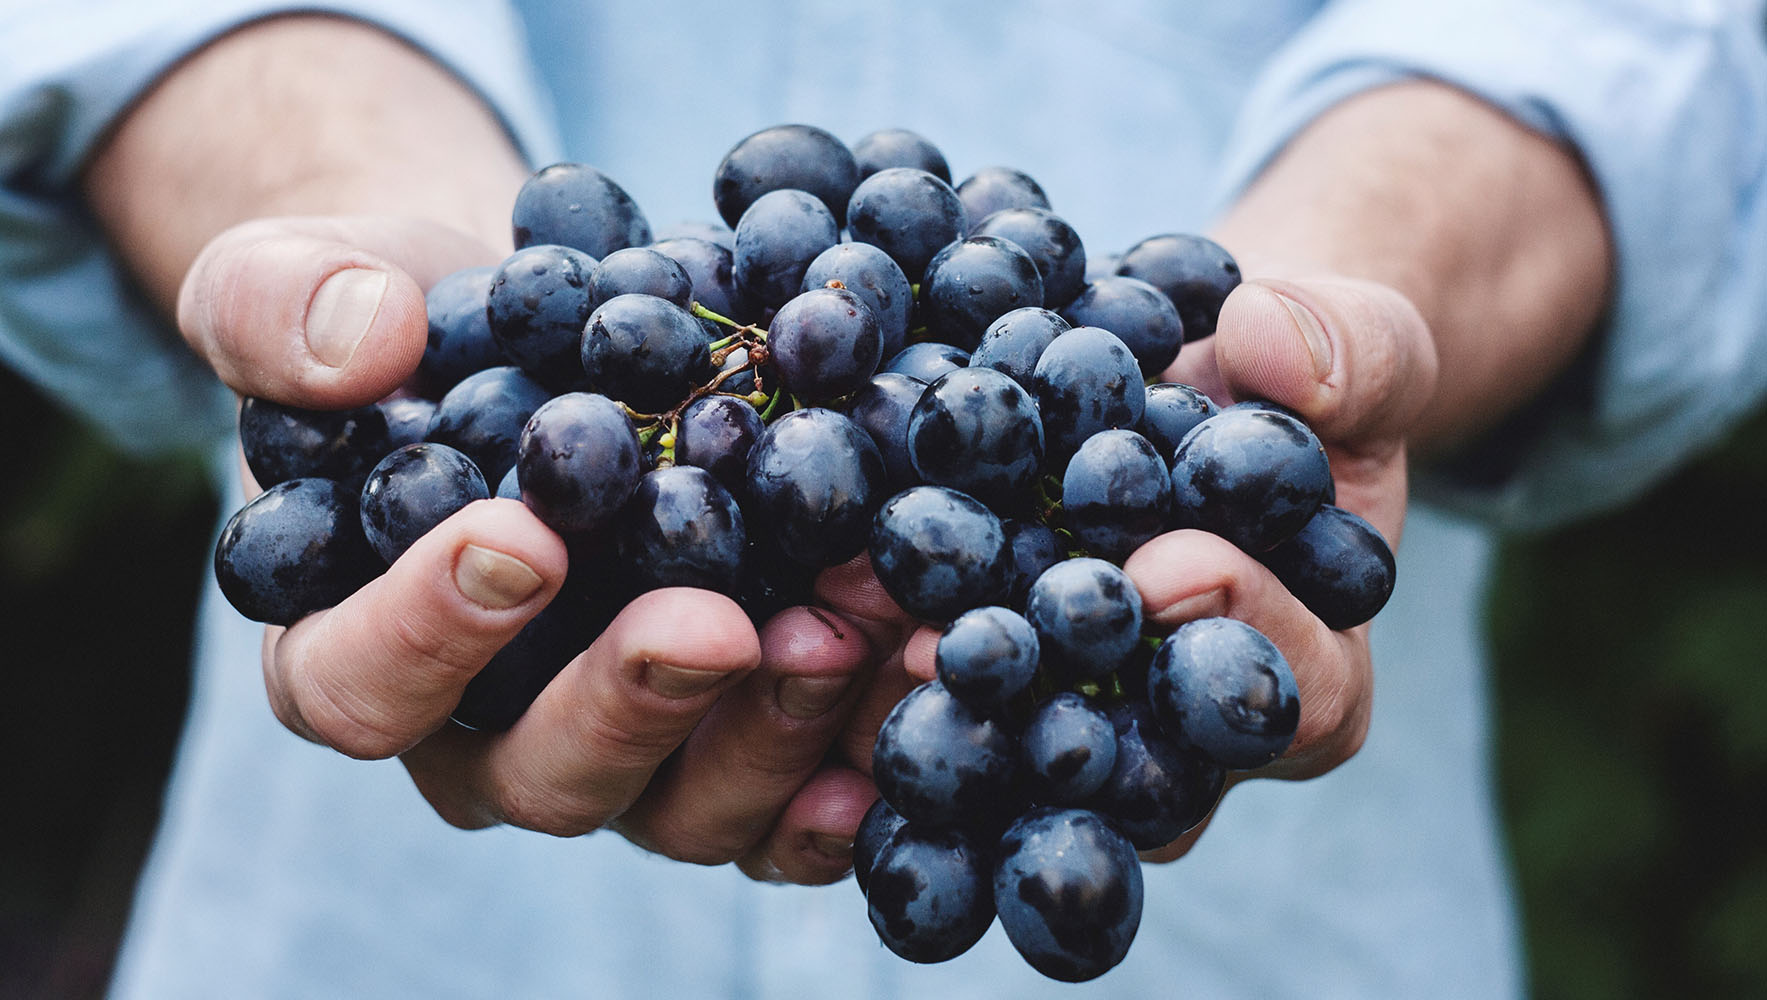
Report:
177,215,500,409
1212,276,1439,451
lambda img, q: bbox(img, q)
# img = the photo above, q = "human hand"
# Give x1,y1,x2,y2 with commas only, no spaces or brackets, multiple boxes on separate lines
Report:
181,213,913,883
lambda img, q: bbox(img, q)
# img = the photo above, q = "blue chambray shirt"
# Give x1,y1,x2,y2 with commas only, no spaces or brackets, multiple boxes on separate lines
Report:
3,2,1764,997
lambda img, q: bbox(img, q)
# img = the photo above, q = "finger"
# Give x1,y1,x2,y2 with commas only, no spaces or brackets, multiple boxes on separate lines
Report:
811,552,925,772
1126,529,1370,781
611,605,874,866
403,588,761,836
177,215,497,408
265,497,567,759
738,766,878,885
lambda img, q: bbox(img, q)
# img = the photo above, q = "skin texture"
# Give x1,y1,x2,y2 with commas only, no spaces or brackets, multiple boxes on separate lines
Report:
83,15,1610,877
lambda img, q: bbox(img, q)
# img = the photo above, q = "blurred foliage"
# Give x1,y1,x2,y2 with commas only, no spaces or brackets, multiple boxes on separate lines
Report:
1488,404,1767,1000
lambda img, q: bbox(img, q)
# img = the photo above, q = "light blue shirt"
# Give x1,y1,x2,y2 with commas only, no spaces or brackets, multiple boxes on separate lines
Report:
3,2,1765,997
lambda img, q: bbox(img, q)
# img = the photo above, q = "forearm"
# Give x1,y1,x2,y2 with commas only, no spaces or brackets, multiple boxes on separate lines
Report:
83,13,530,315
1212,80,1613,452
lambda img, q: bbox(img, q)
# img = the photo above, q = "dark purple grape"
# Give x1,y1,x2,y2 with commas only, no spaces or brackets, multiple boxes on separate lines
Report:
993,807,1143,983
868,485,1010,624
1022,693,1117,805
358,442,490,564
843,371,926,489
512,162,651,259
767,286,882,401
674,394,764,496
1060,429,1174,563
649,236,753,323
495,464,520,500
1168,407,1331,553
213,478,381,626
486,244,597,386
866,824,995,964
451,575,617,732
882,341,969,382
846,167,968,281
580,293,715,413
1086,252,1121,283
516,392,642,538
732,189,841,310
588,247,693,310
936,606,1040,716
854,796,909,895
419,265,503,396
1060,275,1186,378
1024,557,1142,684
1148,617,1299,769
713,124,859,228
238,397,390,489
732,531,818,626
955,166,1050,226
616,466,746,596
872,680,1017,827
1257,504,1396,630
969,306,1070,390
1223,400,1337,505
920,235,1045,351
744,408,886,567
852,128,950,183
378,397,436,450
802,242,913,360
1115,233,1241,342
1029,326,1145,471
1001,518,1063,610
1088,700,1224,850
1138,382,1218,464
971,208,1087,310
906,366,1044,513
425,365,551,486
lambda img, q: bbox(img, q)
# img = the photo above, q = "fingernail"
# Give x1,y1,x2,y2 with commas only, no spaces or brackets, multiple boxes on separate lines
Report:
811,833,853,860
645,662,726,699
1157,588,1227,624
306,268,387,368
1272,290,1333,380
775,675,852,720
455,544,543,609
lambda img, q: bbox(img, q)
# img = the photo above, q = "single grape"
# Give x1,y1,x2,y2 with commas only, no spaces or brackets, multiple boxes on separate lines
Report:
1024,557,1143,684
846,167,968,281
588,246,693,310
1148,617,1300,769
1087,699,1225,850
1001,518,1063,610
1021,692,1118,805
1137,382,1218,465
882,341,970,383
238,397,391,489
842,371,927,489
580,293,714,413
213,478,382,626
866,824,996,964
1060,429,1174,563
1059,275,1186,378
854,796,909,895
419,265,503,396
971,207,1087,309
868,485,1010,624
426,365,552,486
919,236,1045,350
512,162,651,258
872,679,1017,827
616,466,746,596
516,392,643,538
486,243,598,386
936,605,1041,716
969,306,1070,390
378,397,436,450
731,189,841,310
906,366,1044,513
1256,503,1397,630
1029,326,1146,471
650,236,754,322
744,408,886,567
766,286,882,401
713,123,860,228
1168,406,1331,553
955,166,1051,226
993,807,1143,983
801,242,913,360
674,394,764,496
358,442,490,564
1115,233,1241,342
852,127,951,183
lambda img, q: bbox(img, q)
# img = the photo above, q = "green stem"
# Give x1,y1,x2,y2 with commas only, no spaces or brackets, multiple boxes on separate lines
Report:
691,301,741,330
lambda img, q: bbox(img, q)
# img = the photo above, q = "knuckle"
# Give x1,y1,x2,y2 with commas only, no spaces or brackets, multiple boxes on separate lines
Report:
494,783,605,839
300,675,411,760
384,606,489,686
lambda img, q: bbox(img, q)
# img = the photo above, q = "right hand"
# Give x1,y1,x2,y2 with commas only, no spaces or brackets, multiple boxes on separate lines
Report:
182,214,915,884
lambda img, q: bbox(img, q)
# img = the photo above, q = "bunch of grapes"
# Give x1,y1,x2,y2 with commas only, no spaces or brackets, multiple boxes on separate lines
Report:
212,124,1397,981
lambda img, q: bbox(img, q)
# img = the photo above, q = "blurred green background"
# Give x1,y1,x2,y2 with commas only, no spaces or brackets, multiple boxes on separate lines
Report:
1,359,1764,999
